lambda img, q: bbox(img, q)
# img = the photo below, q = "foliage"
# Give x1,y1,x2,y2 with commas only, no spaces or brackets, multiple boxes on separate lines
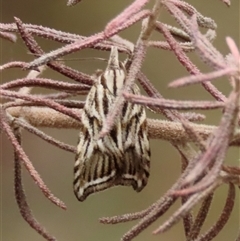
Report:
0,0,239,240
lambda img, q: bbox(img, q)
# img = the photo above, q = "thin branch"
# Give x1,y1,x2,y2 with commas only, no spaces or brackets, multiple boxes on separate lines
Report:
5,107,240,147
13,125,58,241
0,108,66,209
194,183,235,241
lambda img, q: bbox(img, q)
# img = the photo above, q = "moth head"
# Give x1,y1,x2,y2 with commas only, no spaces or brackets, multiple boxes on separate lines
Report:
107,46,121,69
100,47,126,95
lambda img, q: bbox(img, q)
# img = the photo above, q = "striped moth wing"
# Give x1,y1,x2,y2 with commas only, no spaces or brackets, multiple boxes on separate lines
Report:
74,47,150,201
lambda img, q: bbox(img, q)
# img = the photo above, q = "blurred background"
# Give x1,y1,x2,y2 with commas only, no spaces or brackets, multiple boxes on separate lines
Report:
1,1,239,241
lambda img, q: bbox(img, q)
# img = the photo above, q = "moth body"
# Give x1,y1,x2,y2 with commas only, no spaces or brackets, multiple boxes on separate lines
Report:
74,47,150,201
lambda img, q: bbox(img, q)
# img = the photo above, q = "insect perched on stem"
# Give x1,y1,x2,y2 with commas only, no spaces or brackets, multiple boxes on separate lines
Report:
74,47,150,201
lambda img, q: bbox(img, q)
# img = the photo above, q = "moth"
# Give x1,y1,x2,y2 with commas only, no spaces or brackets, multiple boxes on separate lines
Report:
74,47,150,201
